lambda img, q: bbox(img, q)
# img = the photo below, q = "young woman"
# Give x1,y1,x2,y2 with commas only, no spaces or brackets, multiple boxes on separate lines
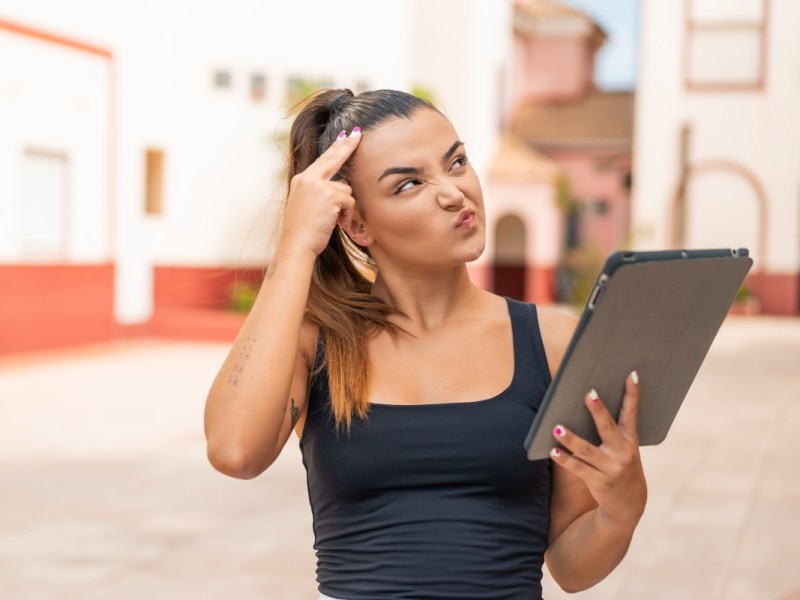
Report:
204,88,647,599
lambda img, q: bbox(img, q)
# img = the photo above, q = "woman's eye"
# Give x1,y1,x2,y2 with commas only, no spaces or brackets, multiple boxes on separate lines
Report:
396,179,419,194
451,155,469,171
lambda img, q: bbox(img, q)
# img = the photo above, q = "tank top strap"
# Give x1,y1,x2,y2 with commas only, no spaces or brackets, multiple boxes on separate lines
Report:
505,297,553,392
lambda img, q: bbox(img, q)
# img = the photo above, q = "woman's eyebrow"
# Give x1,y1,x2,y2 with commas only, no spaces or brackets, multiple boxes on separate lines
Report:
377,140,465,183
377,165,421,183
442,140,464,162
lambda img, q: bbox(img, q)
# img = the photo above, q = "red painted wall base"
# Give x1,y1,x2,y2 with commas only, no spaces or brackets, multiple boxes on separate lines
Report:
0,263,796,356
149,265,262,342
148,308,246,342
153,265,265,309
0,264,115,354
746,272,800,316
469,263,557,306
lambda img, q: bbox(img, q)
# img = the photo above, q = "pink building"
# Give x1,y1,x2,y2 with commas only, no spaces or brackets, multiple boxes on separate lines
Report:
485,0,634,305
483,135,562,305
513,92,634,259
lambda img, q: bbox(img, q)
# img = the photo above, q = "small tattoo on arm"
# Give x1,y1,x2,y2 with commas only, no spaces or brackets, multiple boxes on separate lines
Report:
227,336,255,387
290,398,300,427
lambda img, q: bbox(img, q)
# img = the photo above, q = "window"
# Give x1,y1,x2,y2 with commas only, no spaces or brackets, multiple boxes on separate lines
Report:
251,72,267,102
592,200,611,216
21,150,68,258
144,149,164,215
684,0,769,90
213,69,232,89
622,171,633,191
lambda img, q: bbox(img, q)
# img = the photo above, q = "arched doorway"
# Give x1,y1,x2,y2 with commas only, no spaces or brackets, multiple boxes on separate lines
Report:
493,214,528,301
671,160,768,271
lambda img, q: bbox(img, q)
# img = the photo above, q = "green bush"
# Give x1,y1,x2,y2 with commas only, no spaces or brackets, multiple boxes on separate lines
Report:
559,245,605,307
735,282,752,302
229,281,259,313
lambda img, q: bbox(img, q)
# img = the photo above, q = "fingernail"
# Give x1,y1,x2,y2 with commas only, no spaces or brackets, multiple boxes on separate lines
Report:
550,447,562,458
589,389,599,402
349,126,361,137
631,370,639,385
554,425,566,438
337,130,347,140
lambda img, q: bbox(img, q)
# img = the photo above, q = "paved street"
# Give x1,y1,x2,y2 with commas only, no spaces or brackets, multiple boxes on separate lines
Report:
1,314,799,600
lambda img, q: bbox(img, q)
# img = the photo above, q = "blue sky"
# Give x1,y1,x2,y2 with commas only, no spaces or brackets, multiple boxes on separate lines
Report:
561,0,641,90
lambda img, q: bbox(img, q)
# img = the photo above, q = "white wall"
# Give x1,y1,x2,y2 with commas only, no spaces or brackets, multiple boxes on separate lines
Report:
0,0,415,323
411,0,512,270
0,0,521,323
632,0,800,273
0,29,110,264
115,0,414,266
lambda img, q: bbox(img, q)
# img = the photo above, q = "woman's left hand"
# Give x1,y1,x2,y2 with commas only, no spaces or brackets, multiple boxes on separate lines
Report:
549,371,648,535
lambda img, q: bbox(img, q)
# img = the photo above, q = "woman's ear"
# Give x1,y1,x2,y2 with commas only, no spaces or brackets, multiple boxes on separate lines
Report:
342,211,374,247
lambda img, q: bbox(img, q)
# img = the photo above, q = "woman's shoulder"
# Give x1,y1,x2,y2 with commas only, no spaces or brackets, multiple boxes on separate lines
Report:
532,304,579,378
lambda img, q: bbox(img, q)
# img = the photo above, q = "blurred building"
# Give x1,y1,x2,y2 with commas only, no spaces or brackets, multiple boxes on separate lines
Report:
633,0,800,315
0,0,512,354
484,0,634,304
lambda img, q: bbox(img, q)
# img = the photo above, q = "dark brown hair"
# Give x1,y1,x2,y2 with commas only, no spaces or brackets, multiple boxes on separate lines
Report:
286,88,437,430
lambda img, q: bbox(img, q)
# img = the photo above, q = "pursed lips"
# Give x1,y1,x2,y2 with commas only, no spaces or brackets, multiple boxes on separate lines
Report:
455,209,476,228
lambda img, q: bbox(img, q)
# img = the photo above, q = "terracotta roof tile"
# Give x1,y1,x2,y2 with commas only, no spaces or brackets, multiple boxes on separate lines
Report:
511,90,635,151
488,134,561,182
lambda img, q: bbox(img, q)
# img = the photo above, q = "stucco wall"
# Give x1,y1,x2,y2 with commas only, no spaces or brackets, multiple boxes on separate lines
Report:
632,0,800,277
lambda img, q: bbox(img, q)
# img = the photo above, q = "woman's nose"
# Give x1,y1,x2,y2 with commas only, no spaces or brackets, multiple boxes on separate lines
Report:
435,181,466,210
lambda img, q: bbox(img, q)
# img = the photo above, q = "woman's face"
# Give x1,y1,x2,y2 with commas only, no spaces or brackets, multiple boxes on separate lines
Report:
344,107,485,275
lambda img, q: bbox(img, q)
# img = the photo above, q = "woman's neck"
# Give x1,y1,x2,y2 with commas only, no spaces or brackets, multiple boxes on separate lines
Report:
370,265,485,332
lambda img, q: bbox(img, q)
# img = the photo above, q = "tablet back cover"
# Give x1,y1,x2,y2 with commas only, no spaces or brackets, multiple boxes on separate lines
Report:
524,253,753,461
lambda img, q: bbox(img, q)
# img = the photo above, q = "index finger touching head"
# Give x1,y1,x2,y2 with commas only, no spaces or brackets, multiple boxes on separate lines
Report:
310,127,362,180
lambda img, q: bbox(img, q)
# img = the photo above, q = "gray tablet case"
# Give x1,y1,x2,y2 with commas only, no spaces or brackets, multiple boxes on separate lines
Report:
524,248,753,461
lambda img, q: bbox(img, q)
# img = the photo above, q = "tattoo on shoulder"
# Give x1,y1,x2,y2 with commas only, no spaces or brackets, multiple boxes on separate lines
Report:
290,397,300,427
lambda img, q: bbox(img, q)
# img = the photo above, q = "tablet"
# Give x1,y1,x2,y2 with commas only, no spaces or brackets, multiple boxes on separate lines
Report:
524,248,753,461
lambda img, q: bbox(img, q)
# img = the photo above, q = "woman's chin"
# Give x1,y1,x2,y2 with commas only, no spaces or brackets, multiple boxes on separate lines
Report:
464,241,486,263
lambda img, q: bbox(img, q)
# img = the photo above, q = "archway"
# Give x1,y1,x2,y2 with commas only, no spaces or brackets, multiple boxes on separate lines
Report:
670,159,768,271
493,214,528,301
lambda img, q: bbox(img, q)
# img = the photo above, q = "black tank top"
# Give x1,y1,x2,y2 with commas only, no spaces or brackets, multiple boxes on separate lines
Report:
300,297,553,599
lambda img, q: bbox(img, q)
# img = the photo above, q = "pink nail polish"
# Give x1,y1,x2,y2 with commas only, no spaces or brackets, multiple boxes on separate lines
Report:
554,425,566,437
337,130,347,140
550,447,562,458
350,126,361,136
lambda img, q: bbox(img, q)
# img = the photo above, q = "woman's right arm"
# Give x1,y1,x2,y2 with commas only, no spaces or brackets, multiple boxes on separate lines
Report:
204,128,362,479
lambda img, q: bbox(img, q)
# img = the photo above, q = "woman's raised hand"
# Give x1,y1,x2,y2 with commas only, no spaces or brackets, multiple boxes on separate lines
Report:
280,128,362,260
549,372,648,535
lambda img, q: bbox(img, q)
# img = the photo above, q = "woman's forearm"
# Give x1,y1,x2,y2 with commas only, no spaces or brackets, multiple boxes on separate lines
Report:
544,506,637,593
204,242,316,478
